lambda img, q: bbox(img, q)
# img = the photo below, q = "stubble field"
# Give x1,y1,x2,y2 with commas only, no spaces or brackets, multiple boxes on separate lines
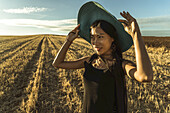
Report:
0,35,169,113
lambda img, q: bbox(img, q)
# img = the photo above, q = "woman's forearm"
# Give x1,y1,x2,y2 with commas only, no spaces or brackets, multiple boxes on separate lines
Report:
120,11,153,82
133,31,153,82
52,39,72,67
52,24,80,67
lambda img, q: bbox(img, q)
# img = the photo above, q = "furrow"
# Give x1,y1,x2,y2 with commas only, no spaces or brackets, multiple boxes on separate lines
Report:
0,37,43,112
0,36,37,54
50,36,85,112
20,37,46,113
0,38,36,64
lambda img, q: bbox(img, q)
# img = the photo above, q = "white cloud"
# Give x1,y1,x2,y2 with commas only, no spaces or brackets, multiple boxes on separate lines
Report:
3,7,48,14
137,15,170,30
0,15,170,36
0,19,77,33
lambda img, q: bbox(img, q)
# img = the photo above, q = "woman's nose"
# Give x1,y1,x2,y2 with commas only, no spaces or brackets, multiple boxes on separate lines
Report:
92,38,98,45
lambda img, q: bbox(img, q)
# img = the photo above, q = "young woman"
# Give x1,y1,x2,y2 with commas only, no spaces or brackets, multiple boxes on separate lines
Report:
52,2,153,113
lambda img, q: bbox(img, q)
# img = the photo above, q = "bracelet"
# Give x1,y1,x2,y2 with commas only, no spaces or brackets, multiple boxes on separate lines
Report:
68,31,76,35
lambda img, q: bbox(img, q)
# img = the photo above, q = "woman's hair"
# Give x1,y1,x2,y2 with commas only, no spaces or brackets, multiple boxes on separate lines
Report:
90,20,122,59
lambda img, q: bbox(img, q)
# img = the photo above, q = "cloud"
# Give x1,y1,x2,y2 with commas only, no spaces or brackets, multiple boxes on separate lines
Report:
0,15,170,35
137,15,170,30
0,19,77,33
3,7,48,14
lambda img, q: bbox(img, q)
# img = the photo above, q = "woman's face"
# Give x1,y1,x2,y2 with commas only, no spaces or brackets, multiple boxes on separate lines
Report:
91,26,114,55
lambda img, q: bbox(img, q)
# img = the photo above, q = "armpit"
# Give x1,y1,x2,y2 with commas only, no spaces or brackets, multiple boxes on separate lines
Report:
122,59,136,76
122,59,136,67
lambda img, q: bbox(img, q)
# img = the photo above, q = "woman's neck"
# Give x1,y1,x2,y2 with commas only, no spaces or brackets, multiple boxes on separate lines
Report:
101,54,112,60
99,52,116,61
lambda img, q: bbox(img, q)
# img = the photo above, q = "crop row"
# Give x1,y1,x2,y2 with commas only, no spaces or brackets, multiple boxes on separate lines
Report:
0,36,43,112
19,37,47,112
0,35,169,112
0,36,38,53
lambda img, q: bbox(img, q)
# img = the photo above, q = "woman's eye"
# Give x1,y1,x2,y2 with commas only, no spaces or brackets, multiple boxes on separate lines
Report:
91,36,94,39
98,36,103,38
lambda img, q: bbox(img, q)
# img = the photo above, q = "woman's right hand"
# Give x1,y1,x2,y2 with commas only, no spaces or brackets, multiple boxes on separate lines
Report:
66,24,80,42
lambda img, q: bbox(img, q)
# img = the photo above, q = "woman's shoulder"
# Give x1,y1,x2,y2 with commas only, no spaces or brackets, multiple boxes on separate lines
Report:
85,53,98,63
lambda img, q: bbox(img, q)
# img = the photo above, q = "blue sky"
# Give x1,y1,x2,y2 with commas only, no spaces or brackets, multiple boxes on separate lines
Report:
0,0,170,36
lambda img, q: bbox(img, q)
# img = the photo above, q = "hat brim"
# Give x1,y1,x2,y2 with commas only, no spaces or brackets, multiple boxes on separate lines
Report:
77,1,133,52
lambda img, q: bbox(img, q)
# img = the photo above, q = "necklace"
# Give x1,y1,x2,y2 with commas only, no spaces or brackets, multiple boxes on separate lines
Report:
98,55,116,73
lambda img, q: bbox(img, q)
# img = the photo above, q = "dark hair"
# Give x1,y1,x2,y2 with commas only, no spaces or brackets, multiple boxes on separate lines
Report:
90,20,122,59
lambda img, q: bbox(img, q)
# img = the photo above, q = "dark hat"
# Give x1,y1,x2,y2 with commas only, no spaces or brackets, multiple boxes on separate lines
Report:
77,1,133,52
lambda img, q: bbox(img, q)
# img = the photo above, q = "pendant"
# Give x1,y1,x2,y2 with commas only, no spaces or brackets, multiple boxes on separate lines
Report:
103,68,109,73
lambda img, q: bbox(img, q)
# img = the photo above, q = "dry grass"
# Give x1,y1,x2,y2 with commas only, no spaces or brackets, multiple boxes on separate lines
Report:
0,35,169,113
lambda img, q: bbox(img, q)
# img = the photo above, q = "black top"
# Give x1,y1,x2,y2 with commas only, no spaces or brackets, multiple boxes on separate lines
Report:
82,53,118,113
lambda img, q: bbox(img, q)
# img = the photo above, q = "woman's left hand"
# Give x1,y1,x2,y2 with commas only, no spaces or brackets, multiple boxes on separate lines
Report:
119,11,141,39
119,11,153,83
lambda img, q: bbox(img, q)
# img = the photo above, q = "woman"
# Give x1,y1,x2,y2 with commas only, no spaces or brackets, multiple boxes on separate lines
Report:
53,1,153,113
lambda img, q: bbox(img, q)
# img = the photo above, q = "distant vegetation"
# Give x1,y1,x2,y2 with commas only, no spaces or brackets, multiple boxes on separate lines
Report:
0,35,169,113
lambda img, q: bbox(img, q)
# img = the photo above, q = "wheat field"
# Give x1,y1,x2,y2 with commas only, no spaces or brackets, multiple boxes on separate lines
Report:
0,35,169,113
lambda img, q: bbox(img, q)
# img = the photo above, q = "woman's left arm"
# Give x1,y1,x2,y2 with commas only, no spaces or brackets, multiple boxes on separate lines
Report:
120,11,153,82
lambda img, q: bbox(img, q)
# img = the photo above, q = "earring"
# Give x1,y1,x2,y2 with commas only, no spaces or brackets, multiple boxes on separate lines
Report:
111,42,116,52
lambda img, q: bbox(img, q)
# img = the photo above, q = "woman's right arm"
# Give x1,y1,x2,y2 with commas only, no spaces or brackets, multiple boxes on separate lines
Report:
52,24,91,69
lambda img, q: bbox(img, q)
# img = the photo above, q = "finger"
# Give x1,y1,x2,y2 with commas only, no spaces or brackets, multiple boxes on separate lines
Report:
122,11,134,22
123,11,126,14
76,29,80,36
75,24,80,29
120,11,128,20
118,19,128,26
118,19,126,23
123,11,127,17
73,24,80,31
68,31,76,36
120,12,125,18
124,11,131,20
76,24,80,28
127,12,134,19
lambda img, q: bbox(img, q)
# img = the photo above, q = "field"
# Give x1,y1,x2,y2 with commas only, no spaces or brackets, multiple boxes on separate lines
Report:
0,35,169,113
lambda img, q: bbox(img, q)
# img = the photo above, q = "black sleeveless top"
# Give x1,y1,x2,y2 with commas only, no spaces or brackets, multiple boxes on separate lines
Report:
82,53,118,113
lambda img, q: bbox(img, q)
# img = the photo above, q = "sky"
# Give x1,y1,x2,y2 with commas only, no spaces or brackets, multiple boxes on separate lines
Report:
0,0,170,36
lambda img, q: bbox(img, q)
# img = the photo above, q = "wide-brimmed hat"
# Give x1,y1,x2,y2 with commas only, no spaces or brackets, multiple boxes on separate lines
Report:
77,1,133,52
